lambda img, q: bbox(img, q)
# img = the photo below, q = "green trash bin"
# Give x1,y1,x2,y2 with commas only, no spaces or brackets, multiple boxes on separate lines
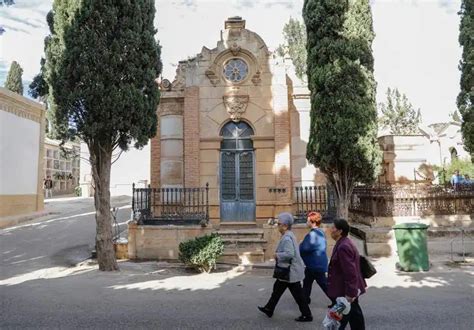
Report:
392,223,430,272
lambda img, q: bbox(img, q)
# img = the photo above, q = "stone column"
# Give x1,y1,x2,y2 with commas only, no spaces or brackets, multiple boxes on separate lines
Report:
183,86,200,187
160,99,184,188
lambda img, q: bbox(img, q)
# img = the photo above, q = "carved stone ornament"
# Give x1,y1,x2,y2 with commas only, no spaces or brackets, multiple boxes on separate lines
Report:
171,62,187,90
251,70,261,86
205,69,220,86
161,79,172,91
223,94,249,122
230,42,241,56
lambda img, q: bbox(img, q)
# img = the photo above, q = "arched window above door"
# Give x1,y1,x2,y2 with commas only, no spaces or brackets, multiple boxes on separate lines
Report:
220,121,254,150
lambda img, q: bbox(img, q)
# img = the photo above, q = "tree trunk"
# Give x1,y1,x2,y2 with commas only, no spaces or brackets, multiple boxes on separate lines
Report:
90,144,118,271
336,195,350,220
331,172,354,220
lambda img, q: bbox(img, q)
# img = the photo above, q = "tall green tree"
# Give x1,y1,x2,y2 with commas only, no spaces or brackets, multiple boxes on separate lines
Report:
276,18,307,81
4,61,23,95
457,0,474,159
1,0,15,6
304,0,381,218
29,58,55,137
379,87,422,135
44,0,162,271
29,58,48,101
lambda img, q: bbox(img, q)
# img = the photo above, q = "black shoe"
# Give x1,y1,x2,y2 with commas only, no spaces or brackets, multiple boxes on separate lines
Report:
258,306,273,318
295,315,313,322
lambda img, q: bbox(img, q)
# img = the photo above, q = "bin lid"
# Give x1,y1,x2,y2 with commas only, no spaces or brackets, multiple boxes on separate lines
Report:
392,223,429,229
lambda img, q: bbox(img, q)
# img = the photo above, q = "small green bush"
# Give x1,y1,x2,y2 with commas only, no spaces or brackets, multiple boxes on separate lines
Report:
74,186,82,196
178,233,224,273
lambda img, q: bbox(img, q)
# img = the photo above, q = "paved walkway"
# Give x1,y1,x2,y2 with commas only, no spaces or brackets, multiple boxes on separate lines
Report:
1,197,473,329
1,258,473,329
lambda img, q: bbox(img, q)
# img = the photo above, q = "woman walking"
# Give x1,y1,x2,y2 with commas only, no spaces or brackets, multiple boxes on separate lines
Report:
300,211,331,305
258,212,313,322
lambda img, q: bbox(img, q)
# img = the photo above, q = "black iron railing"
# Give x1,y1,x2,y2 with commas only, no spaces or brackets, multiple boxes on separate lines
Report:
132,183,209,225
294,185,336,223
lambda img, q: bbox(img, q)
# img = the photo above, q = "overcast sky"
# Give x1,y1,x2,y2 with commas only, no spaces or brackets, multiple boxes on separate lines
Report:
0,0,462,124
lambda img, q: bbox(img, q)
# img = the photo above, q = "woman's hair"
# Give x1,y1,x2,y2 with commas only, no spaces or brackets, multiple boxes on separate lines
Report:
307,211,322,226
333,218,350,237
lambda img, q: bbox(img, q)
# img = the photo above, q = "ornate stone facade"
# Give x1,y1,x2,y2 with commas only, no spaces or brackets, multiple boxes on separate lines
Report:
151,17,320,225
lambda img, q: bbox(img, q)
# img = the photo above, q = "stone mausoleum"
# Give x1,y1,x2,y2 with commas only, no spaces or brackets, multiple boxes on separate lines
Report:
128,17,332,263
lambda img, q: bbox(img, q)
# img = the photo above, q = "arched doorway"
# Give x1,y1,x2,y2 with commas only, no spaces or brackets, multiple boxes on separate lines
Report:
220,121,255,221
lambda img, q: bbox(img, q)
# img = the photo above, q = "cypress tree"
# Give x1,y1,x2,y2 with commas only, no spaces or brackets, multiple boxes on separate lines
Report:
4,61,23,95
303,0,381,218
457,0,474,159
44,0,162,270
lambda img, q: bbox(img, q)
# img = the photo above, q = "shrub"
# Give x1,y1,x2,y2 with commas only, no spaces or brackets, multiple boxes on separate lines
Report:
178,233,224,273
74,186,82,197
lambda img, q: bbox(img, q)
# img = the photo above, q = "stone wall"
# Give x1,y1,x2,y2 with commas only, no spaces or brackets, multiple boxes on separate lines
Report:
0,87,45,217
128,223,338,262
128,224,215,260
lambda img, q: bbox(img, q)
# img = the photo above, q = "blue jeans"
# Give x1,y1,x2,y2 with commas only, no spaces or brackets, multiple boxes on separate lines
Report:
302,268,331,304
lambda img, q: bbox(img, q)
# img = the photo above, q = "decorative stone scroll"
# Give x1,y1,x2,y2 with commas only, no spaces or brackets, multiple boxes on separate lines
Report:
171,61,187,90
251,70,261,86
223,94,249,122
205,68,220,86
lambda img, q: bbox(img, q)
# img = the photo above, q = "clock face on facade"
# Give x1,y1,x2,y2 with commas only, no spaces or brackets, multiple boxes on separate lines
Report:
223,58,248,83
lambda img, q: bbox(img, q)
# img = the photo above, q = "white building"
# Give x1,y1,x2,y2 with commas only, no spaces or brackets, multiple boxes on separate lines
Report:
379,122,470,184
0,87,46,218
79,142,150,197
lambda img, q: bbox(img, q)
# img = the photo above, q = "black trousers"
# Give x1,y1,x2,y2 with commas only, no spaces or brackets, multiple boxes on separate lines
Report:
264,279,312,317
339,298,365,330
302,268,330,304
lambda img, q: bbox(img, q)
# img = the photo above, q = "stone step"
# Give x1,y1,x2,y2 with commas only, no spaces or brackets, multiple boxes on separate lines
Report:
222,238,267,250
218,250,265,265
219,222,258,230
217,229,264,240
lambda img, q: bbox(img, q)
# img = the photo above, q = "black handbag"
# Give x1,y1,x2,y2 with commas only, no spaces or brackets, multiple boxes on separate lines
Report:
360,255,377,279
273,259,292,281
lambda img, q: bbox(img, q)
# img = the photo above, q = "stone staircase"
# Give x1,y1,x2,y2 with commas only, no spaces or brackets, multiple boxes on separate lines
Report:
217,228,266,265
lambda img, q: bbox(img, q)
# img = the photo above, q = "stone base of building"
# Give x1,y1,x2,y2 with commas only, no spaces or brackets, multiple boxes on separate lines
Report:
0,194,44,218
127,223,336,264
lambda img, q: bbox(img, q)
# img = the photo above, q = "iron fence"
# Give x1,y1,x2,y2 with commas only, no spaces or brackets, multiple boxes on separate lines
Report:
350,184,474,217
294,185,337,223
132,183,209,225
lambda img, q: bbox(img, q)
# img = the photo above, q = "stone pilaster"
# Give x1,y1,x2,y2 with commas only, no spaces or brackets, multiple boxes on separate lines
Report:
272,75,292,202
183,86,200,187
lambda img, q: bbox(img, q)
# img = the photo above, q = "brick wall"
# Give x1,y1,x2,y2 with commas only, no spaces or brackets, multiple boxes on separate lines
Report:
150,113,160,188
273,84,292,201
184,86,200,187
